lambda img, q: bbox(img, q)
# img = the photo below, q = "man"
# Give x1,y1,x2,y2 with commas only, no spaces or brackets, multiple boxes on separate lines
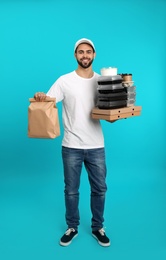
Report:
34,38,111,247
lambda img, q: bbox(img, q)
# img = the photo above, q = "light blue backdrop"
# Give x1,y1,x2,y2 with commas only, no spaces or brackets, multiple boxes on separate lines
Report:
0,0,166,260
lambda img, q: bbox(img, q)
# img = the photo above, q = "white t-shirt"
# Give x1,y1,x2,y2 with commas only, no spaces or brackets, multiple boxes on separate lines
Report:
47,71,104,149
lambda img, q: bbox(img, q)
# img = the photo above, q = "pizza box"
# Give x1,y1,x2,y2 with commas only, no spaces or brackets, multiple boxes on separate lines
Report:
91,106,142,120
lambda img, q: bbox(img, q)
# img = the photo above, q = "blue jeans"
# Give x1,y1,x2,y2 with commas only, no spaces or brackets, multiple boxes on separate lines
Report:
62,146,107,231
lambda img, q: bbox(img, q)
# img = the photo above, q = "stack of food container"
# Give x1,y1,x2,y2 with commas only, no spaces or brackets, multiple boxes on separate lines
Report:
96,68,137,109
91,68,142,121
97,75,127,109
121,73,136,107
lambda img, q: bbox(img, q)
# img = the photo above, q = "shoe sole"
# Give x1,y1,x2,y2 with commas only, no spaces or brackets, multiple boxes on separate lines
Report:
59,234,78,247
92,234,111,247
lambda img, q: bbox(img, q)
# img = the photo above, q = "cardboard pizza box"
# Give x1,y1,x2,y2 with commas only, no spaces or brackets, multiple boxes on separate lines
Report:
91,106,142,120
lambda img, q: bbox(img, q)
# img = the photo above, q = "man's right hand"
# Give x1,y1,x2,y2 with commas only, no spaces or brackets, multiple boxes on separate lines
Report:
34,92,47,101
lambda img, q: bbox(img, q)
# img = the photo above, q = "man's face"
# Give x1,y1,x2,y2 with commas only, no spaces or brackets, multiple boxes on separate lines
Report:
75,43,96,69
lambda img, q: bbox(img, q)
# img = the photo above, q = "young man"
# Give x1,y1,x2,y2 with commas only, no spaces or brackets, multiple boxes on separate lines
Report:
34,38,110,247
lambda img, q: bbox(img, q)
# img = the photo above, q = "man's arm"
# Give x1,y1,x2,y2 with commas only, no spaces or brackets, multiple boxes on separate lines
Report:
106,120,117,123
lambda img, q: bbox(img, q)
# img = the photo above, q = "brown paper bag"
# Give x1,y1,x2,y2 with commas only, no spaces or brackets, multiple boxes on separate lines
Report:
28,97,60,139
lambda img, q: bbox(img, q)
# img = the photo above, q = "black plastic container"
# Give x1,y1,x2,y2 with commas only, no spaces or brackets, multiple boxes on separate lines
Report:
97,100,127,109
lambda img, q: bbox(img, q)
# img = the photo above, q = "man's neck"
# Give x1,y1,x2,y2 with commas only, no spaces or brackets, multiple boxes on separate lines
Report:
75,66,94,79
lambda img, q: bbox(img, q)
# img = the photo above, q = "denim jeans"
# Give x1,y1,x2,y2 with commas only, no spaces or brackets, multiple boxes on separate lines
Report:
62,146,107,231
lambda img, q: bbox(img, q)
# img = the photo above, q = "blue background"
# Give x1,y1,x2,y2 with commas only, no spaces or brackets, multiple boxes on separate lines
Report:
0,0,166,259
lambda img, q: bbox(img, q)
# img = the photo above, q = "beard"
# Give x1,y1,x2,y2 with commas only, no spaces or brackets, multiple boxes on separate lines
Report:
76,58,94,69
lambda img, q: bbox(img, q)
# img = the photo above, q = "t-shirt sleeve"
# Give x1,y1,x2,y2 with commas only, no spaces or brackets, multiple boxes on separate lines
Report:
46,77,64,103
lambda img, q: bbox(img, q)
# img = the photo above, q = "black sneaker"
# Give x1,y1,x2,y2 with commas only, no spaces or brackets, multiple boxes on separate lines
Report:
60,228,78,246
92,228,110,247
